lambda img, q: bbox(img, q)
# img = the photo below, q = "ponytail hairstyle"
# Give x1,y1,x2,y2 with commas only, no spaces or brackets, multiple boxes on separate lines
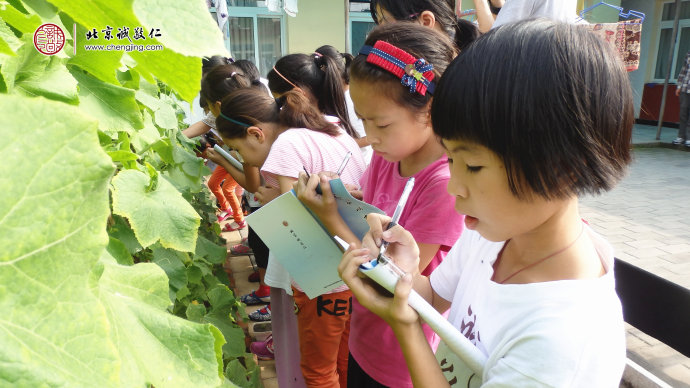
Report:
350,22,456,115
200,64,252,107
267,53,357,138
215,87,340,140
202,55,233,76
315,45,354,85
233,59,263,87
369,0,478,51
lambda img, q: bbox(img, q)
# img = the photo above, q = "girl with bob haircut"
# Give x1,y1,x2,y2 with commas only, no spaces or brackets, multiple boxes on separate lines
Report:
339,19,633,387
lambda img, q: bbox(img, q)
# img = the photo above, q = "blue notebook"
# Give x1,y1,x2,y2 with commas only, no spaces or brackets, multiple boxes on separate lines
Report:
246,179,385,298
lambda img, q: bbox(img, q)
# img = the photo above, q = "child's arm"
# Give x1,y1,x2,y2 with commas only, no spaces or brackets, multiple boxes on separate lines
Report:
418,243,441,273
254,175,294,205
339,244,450,388
472,0,495,33
182,121,211,138
294,172,359,244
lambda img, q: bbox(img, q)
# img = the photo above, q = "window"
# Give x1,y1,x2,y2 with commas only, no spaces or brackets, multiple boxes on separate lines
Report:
210,1,285,77
348,1,375,54
654,1,690,81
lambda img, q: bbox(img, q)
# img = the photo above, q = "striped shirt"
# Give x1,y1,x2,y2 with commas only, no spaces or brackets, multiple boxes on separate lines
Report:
261,126,366,294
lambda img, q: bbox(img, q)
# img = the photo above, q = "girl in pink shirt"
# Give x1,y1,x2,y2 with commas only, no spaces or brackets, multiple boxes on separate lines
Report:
214,86,366,388
296,23,464,387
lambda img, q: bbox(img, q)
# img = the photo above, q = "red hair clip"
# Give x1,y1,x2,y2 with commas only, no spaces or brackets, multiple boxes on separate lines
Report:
359,41,435,95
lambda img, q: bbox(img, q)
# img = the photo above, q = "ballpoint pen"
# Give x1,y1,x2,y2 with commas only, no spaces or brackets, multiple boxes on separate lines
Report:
377,176,415,264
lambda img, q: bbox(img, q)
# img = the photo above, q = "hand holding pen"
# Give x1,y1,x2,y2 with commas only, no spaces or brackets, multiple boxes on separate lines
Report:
377,177,415,265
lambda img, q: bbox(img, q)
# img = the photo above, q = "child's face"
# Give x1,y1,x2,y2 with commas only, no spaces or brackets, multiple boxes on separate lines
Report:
443,139,562,242
221,127,271,168
350,79,434,163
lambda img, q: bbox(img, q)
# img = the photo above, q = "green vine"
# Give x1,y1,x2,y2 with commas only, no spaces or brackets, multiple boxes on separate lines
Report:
0,0,259,387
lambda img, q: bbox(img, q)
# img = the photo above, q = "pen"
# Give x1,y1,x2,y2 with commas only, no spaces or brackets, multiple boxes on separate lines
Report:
336,151,353,176
378,177,415,262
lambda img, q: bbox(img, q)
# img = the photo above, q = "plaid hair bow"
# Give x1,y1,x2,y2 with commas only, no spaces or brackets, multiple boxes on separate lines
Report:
359,41,435,95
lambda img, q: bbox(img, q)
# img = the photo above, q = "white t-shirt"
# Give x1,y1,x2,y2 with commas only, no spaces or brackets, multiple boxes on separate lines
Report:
492,0,578,29
345,89,372,165
429,227,626,387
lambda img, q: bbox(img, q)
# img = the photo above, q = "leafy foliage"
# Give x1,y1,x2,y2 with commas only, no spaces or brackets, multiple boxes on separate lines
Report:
0,0,259,387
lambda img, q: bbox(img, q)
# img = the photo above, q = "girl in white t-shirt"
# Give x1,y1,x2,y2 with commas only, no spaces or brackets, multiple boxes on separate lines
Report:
214,86,366,388
340,20,632,387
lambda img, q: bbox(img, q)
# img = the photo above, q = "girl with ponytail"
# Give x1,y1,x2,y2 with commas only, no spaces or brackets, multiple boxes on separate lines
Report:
267,53,358,140
216,86,367,388
316,45,373,164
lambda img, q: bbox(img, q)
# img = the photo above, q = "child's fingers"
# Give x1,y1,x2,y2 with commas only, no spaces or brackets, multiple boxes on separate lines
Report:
318,174,335,200
364,213,392,247
392,273,419,323
338,247,370,282
380,223,415,247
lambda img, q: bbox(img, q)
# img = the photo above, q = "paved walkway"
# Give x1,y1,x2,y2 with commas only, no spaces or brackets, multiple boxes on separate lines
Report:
580,124,690,387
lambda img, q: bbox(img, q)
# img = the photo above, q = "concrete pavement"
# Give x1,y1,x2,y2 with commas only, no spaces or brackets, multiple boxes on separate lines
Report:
581,124,690,387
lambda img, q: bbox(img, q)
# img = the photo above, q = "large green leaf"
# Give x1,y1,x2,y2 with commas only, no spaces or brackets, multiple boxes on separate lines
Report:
132,0,227,58
111,169,201,252
151,244,189,292
0,94,223,387
0,3,42,33
135,89,178,129
0,18,21,56
45,0,207,102
1,36,78,102
67,23,122,85
98,255,225,387
130,48,202,102
70,67,144,132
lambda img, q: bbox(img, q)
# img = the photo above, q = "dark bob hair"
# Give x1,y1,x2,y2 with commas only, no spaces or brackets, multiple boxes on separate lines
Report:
432,19,634,200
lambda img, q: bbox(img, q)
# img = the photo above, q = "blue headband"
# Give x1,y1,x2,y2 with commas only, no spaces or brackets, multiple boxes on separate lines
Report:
218,113,250,127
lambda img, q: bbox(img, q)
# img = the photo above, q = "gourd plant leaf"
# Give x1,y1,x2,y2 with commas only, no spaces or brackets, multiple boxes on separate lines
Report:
196,234,228,265
129,48,202,103
67,23,123,85
131,0,227,58
70,67,144,132
0,94,224,387
1,36,78,103
0,18,21,56
98,254,225,387
0,3,42,33
135,88,178,129
111,169,201,252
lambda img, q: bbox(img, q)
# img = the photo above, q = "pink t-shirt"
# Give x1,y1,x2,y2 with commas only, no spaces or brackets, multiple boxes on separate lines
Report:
349,153,465,387
261,126,366,293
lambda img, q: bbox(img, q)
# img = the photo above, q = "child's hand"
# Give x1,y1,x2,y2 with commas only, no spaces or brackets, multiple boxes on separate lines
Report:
362,213,420,275
338,245,420,327
205,148,224,165
294,171,339,222
343,183,363,200
255,185,281,205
